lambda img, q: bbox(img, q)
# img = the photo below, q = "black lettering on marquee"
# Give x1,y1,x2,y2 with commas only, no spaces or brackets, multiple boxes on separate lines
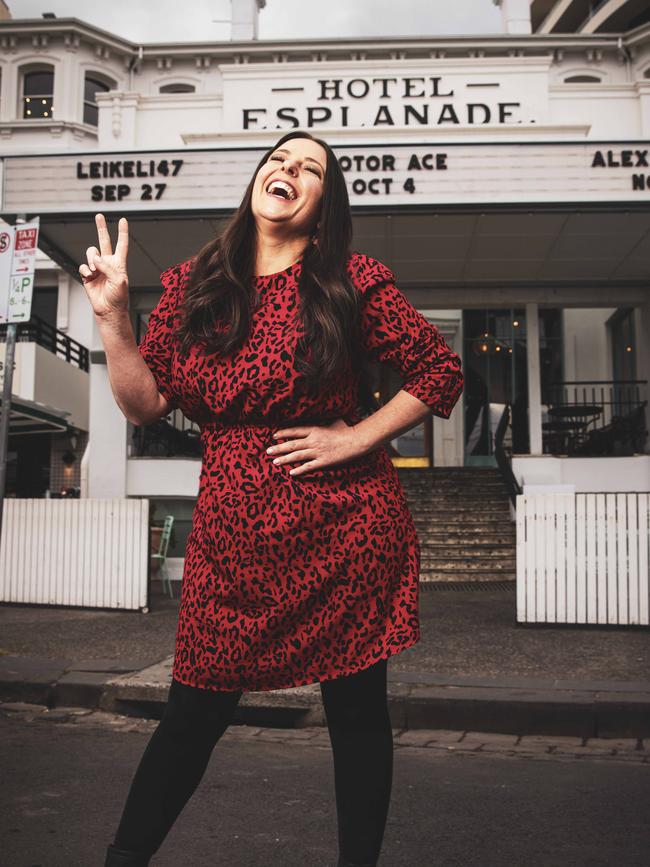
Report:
307,106,332,126
438,104,460,124
468,103,491,124
316,76,455,102
593,149,649,168
374,106,395,125
371,78,398,98
498,102,520,123
351,178,393,195
317,79,342,100
406,153,449,170
403,77,426,98
430,76,454,97
277,107,299,127
338,154,397,172
90,184,131,201
592,149,650,193
347,79,370,99
81,159,182,201
243,108,266,129
405,104,428,125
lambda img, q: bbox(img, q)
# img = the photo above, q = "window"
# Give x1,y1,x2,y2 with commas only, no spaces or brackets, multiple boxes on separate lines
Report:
159,83,196,93
83,74,113,126
22,67,54,119
564,75,602,84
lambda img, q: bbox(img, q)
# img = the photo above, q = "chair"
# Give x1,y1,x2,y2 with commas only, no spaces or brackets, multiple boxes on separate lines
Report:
152,515,175,598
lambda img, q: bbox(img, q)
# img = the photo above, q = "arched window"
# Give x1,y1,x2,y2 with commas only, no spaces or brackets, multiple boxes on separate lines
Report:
159,83,196,93
83,73,114,126
22,66,54,119
564,74,602,84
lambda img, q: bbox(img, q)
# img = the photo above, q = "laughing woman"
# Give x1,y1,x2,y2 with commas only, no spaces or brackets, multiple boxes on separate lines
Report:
80,130,463,867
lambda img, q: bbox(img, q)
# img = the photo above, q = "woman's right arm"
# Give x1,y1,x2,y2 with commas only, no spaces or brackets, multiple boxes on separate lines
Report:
79,213,173,426
94,309,173,425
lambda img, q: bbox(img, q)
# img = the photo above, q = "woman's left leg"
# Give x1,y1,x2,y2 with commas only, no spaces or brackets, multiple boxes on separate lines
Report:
320,658,393,867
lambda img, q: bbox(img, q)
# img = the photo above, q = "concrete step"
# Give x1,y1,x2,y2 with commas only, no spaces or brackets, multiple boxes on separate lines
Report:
419,545,517,558
419,568,516,581
419,556,516,570
407,503,512,513
418,532,516,544
399,467,516,585
396,467,501,479
409,512,513,522
404,490,510,499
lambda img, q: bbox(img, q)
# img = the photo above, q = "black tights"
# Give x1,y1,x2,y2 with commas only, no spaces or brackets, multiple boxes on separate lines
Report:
112,659,393,866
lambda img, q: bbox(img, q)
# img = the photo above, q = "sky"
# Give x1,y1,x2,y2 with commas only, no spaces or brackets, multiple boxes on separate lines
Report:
6,0,502,42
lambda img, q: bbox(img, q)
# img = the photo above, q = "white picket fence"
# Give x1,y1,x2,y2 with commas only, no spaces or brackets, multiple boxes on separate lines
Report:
0,498,150,611
516,493,650,625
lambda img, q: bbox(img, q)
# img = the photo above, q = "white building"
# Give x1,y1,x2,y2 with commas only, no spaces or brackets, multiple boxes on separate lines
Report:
1,0,650,565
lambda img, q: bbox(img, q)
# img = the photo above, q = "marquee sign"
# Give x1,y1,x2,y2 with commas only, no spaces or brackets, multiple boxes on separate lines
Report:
2,142,650,215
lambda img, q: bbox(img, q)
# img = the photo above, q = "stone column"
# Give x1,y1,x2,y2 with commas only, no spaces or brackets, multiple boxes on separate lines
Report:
87,318,128,498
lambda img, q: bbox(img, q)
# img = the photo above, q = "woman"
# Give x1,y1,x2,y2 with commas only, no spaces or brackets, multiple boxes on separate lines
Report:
80,130,464,867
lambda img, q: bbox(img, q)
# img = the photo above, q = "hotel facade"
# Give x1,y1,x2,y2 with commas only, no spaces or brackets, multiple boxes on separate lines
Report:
1,0,650,573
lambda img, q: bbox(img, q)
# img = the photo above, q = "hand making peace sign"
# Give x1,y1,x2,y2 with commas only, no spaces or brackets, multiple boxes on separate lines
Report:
78,213,130,317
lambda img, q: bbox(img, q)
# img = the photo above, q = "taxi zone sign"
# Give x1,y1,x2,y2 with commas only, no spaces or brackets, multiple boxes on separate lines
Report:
0,218,39,324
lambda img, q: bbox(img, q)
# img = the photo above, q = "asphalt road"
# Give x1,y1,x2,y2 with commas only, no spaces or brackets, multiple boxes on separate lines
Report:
1,709,649,867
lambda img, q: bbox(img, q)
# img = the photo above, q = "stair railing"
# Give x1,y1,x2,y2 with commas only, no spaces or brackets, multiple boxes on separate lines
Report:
494,403,522,508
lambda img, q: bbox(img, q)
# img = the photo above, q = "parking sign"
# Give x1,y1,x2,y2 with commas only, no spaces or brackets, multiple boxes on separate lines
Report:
0,217,40,324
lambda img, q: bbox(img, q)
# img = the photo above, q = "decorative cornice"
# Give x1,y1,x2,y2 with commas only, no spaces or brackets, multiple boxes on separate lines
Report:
0,17,648,65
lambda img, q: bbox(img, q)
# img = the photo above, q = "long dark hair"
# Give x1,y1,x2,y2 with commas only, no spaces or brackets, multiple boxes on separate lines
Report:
175,130,362,390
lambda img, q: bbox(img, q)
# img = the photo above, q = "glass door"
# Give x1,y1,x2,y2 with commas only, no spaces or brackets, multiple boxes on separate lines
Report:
463,308,529,465
364,357,432,467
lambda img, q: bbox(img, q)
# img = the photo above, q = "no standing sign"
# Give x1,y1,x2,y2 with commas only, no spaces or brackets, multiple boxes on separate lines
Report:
0,217,40,323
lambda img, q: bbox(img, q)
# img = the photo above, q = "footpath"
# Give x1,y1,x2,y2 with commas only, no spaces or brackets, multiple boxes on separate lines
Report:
0,581,648,739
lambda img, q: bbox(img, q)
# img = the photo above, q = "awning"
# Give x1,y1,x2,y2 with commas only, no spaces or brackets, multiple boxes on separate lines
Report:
0,395,73,435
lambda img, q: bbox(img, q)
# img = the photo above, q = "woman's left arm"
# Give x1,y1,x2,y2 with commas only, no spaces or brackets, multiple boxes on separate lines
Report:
351,270,464,453
267,266,464,475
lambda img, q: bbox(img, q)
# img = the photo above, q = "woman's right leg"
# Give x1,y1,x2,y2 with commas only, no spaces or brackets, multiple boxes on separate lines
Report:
107,677,242,860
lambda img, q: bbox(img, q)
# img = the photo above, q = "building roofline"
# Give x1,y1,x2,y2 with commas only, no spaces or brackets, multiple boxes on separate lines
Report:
0,17,137,52
0,16,648,57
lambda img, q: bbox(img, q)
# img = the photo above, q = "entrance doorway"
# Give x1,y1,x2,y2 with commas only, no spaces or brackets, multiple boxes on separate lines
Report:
464,308,530,465
366,357,433,467
463,307,563,465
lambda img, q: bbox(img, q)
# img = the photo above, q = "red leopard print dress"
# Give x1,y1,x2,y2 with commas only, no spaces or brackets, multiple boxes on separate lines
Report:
137,252,463,692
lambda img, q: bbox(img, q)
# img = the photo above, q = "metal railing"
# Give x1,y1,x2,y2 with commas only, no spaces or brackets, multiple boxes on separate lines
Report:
130,375,381,460
0,314,89,372
130,408,202,459
542,380,648,457
494,403,522,507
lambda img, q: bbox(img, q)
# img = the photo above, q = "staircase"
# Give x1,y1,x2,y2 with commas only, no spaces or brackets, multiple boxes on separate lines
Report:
396,467,516,583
